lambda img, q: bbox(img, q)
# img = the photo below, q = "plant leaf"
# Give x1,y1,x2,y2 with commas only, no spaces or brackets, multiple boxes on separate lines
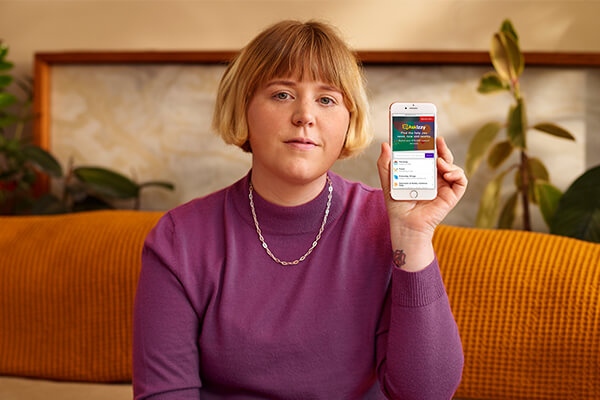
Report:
507,99,527,149
527,157,549,181
490,32,512,82
500,19,519,43
501,30,524,77
21,145,63,177
0,113,20,127
477,72,509,94
465,121,502,177
0,61,13,71
487,140,514,169
535,181,562,228
476,168,512,228
0,92,17,108
532,123,576,140
498,191,519,229
74,167,139,199
0,75,13,88
138,180,175,191
5,138,21,154
490,29,524,81
550,165,600,242
72,194,115,212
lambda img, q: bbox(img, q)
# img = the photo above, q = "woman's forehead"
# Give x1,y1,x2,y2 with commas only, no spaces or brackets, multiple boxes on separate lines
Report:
262,77,341,93
261,68,341,88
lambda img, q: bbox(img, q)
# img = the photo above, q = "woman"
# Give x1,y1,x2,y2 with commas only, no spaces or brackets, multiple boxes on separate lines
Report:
133,20,466,400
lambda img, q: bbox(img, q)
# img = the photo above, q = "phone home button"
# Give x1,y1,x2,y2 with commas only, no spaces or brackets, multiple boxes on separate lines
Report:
410,190,418,199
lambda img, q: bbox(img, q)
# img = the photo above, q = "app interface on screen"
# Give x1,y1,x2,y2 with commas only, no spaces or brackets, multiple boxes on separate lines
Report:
391,115,435,189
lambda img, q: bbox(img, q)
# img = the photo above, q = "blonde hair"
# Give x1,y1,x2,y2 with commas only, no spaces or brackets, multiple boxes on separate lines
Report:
212,20,371,158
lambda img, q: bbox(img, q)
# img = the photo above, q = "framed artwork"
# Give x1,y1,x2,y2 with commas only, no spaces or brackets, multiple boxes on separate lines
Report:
33,51,600,230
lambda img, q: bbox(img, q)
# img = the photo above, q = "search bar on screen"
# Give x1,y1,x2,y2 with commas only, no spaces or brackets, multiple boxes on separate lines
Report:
393,153,435,159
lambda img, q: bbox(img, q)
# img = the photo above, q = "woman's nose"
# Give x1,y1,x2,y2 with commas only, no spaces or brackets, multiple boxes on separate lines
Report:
292,101,315,127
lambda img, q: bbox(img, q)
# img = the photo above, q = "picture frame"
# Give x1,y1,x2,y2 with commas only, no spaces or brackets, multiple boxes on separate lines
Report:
32,50,600,228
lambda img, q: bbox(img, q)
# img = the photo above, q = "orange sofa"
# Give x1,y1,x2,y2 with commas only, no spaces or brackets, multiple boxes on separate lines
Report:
0,210,598,399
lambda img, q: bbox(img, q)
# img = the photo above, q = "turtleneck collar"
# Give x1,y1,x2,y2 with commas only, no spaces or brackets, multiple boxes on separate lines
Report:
231,170,344,236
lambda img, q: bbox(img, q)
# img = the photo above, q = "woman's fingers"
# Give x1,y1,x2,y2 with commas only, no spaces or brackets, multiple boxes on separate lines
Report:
377,142,392,196
437,136,454,165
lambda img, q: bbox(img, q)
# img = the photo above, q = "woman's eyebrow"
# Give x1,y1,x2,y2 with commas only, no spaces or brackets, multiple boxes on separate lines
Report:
319,84,341,93
265,80,297,88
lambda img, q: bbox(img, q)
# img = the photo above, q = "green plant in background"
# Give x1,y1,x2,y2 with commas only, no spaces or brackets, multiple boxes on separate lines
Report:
548,165,600,243
33,163,176,214
466,20,600,243
466,20,576,232
0,40,64,214
0,41,174,214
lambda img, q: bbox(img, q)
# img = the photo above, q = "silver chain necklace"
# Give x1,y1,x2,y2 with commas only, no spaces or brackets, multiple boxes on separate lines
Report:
248,175,333,266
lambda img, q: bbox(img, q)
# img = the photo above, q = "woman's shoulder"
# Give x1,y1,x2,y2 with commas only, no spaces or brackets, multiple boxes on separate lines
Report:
329,171,388,228
331,171,385,206
158,174,248,234
169,187,228,221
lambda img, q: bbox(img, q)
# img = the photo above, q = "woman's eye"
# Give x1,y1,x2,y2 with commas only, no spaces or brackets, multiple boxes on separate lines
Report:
274,92,290,100
319,97,335,105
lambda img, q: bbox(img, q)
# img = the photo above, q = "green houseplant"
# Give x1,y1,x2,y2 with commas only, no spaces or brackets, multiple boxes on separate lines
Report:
466,20,600,243
0,41,63,214
548,164,600,243
0,41,174,214
466,20,577,231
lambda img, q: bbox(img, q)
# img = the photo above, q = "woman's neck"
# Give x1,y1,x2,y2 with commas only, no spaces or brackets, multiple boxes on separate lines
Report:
250,168,328,207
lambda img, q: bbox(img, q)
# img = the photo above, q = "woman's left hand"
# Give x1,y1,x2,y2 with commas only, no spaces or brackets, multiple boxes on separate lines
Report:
377,136,468,240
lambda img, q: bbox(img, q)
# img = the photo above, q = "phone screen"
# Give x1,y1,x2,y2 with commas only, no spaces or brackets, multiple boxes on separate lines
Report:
391,115,436,189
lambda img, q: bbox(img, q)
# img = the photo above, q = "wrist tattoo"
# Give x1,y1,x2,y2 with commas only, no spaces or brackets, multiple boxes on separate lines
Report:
393,249,406,268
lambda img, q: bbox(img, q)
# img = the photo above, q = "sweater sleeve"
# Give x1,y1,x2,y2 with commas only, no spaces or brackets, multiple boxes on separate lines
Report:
133,213,202,400
375,254,464,400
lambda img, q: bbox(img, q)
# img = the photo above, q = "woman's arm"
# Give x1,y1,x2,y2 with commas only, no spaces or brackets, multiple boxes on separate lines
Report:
375,253,464,400
133,213,202,400
374,137,468,399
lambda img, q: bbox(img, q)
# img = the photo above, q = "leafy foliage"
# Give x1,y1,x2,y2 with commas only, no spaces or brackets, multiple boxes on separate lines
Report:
468,20,600,242
0,41,174,214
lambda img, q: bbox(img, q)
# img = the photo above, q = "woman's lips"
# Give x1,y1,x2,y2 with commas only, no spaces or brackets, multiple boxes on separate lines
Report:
285,138,317,150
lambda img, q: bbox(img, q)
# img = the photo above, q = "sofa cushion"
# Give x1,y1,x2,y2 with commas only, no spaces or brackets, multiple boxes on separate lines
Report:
0,210,163,382
434,225,600,400
1,210,599,398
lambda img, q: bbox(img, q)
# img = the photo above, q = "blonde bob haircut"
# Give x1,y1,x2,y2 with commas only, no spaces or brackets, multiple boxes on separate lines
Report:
212,20,372,159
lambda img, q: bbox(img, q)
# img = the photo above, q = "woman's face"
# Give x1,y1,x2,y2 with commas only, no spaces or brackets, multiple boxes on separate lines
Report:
246,76,350,186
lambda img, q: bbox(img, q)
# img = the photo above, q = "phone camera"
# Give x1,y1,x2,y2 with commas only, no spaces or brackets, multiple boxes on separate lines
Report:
404,107,407,109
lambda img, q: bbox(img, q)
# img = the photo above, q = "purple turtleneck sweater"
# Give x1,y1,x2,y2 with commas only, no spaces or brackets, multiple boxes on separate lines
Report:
133,171,463,400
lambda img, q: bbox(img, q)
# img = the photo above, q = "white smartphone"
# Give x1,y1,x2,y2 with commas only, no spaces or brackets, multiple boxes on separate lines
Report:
389,102,437,201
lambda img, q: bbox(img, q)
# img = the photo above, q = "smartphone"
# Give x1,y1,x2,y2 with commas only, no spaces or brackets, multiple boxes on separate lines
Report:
389,102,437,200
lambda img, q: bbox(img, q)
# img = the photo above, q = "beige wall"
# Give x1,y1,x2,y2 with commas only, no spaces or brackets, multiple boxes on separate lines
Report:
1,0,599,230
2,0,600,78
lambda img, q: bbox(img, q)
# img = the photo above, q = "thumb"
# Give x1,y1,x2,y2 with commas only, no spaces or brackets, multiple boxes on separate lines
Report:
377,142,392,195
